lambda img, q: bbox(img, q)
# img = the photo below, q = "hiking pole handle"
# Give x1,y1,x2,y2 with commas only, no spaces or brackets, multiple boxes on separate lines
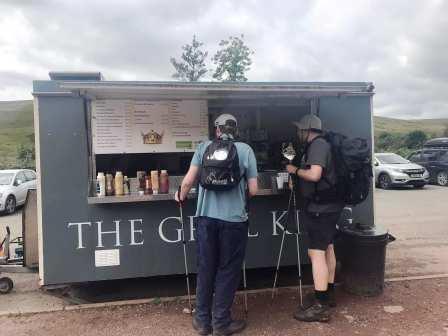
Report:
177,186,184,206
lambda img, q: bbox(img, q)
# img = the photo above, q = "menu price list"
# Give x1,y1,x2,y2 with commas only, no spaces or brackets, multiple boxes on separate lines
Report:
92,99,209,154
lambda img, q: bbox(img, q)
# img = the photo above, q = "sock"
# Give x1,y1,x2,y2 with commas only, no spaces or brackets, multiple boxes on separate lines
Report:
314,290,329,305
328,283,335,293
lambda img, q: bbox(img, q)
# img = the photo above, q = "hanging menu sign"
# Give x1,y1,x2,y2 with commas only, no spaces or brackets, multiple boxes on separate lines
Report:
92,99,209,154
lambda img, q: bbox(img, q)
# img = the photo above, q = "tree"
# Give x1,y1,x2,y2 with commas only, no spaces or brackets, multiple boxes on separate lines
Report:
443,124,448,137
16,144,35,169
170,35,208,82
212,35,254,82
404,130,427,149
375,132,403,152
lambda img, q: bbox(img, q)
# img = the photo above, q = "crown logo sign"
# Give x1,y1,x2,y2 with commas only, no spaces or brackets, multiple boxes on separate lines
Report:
141,130,164,144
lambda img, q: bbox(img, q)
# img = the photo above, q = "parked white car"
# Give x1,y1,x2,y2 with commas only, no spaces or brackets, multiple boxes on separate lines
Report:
374,153,429,189
0,169,37,214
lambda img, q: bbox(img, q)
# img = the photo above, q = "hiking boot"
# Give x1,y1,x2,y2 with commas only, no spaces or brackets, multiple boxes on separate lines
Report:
192,316,212,335
294,302,330,323
328,289,337,308
213,320,247,336
301,292,336,310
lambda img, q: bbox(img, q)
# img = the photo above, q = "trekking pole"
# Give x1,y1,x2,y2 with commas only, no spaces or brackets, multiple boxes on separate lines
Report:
177,186,193,314
291,179,303,307
242,260,248,317
271,229,286,300
271,188,293,300
242,189,250,315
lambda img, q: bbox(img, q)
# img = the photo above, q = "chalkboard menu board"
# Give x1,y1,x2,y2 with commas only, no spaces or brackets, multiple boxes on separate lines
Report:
92,99,209,154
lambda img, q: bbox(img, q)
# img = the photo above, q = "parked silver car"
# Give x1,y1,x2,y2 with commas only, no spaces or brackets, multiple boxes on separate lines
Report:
374,153,429,189
0,169,37,214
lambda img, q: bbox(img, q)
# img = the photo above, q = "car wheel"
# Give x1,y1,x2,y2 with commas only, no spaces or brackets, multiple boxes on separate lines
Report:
378,174,392,189
436,171,448,186
0,277,13,294
4,195,16,215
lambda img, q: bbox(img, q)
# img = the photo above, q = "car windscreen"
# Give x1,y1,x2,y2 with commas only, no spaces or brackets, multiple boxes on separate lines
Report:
376,154,409,164
0,173,14,185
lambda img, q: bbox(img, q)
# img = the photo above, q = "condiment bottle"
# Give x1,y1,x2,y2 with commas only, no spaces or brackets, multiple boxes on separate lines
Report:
115,171,124,196
138,173,146,195
144,175,153,195
151,170,159,195
97,172,106,197
136,171,145,182
123,176,130,195
106,174,114,196
160,170,169,194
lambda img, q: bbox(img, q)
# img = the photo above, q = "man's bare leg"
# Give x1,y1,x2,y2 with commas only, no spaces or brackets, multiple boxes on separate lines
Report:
326,244,336,284
308,249,329,291
325,244,337,306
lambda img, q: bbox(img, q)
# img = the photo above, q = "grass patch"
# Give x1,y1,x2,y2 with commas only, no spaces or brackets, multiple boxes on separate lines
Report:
0,101,34,169
375,116,448,136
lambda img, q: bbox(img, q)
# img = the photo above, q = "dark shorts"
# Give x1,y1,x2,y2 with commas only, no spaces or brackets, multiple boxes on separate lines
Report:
300,211,342,251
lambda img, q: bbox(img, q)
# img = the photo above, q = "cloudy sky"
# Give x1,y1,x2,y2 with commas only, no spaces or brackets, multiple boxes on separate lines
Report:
1,0,447,119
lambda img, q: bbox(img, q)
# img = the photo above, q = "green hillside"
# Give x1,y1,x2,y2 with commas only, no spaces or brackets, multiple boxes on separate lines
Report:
0,100,446,169
0,100,34,169
375,116,448,136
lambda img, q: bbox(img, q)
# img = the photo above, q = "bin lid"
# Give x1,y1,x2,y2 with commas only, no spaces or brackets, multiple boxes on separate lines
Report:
339,222,389,240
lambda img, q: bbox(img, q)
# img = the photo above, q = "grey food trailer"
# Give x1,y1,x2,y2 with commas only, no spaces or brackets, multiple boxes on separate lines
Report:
33,72,375,286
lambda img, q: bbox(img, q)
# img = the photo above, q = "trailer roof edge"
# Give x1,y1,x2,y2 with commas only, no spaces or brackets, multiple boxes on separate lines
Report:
59,81,374,91
54,81,374,99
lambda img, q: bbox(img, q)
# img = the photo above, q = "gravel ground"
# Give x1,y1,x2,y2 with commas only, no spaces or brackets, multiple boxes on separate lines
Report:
1,185,446,335
2,278,448,336
377,185,448,277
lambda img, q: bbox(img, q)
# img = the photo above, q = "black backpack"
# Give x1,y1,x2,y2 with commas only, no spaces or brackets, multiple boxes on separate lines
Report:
310,131,372,206
199,139,241,191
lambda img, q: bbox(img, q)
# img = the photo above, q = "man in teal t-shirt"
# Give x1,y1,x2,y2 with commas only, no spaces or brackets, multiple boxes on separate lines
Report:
176,114,258,336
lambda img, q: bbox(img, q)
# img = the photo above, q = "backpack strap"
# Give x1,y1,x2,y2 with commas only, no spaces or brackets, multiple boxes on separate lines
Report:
303,135,329,181
304,136,340,204
303,135,327,162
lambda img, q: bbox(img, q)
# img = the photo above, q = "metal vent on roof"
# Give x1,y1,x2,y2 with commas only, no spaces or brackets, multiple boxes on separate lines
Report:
49,72,103,81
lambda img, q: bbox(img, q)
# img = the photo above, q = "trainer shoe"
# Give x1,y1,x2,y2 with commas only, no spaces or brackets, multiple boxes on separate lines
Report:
213,320,247,336
192,316,212,335
293,302,330,323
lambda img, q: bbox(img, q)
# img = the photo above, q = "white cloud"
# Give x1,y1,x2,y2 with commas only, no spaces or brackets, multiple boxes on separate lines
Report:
0,0,447,119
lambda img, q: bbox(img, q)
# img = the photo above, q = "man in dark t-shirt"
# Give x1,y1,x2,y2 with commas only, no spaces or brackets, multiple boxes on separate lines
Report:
286,114,344,323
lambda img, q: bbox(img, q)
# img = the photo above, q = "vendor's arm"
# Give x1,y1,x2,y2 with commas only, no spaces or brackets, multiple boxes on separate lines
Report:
286,164,323,183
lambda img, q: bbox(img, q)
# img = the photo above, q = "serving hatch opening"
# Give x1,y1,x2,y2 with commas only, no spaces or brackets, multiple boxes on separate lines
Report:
91,95,315,180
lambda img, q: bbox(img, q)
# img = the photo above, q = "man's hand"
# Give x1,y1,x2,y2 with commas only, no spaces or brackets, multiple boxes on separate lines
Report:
175,187,185,204
286,164,298,175
174,190,181,203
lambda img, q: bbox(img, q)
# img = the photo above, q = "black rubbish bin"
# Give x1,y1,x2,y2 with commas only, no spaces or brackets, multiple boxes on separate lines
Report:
337,222,395,297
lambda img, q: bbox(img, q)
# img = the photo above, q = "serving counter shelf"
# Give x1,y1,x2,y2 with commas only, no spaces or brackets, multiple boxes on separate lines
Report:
87,188,285,204
88,192,191,204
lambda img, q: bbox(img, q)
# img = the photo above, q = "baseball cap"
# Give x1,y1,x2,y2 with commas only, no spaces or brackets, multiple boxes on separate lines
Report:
214,114,238,127
292,114,322,132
